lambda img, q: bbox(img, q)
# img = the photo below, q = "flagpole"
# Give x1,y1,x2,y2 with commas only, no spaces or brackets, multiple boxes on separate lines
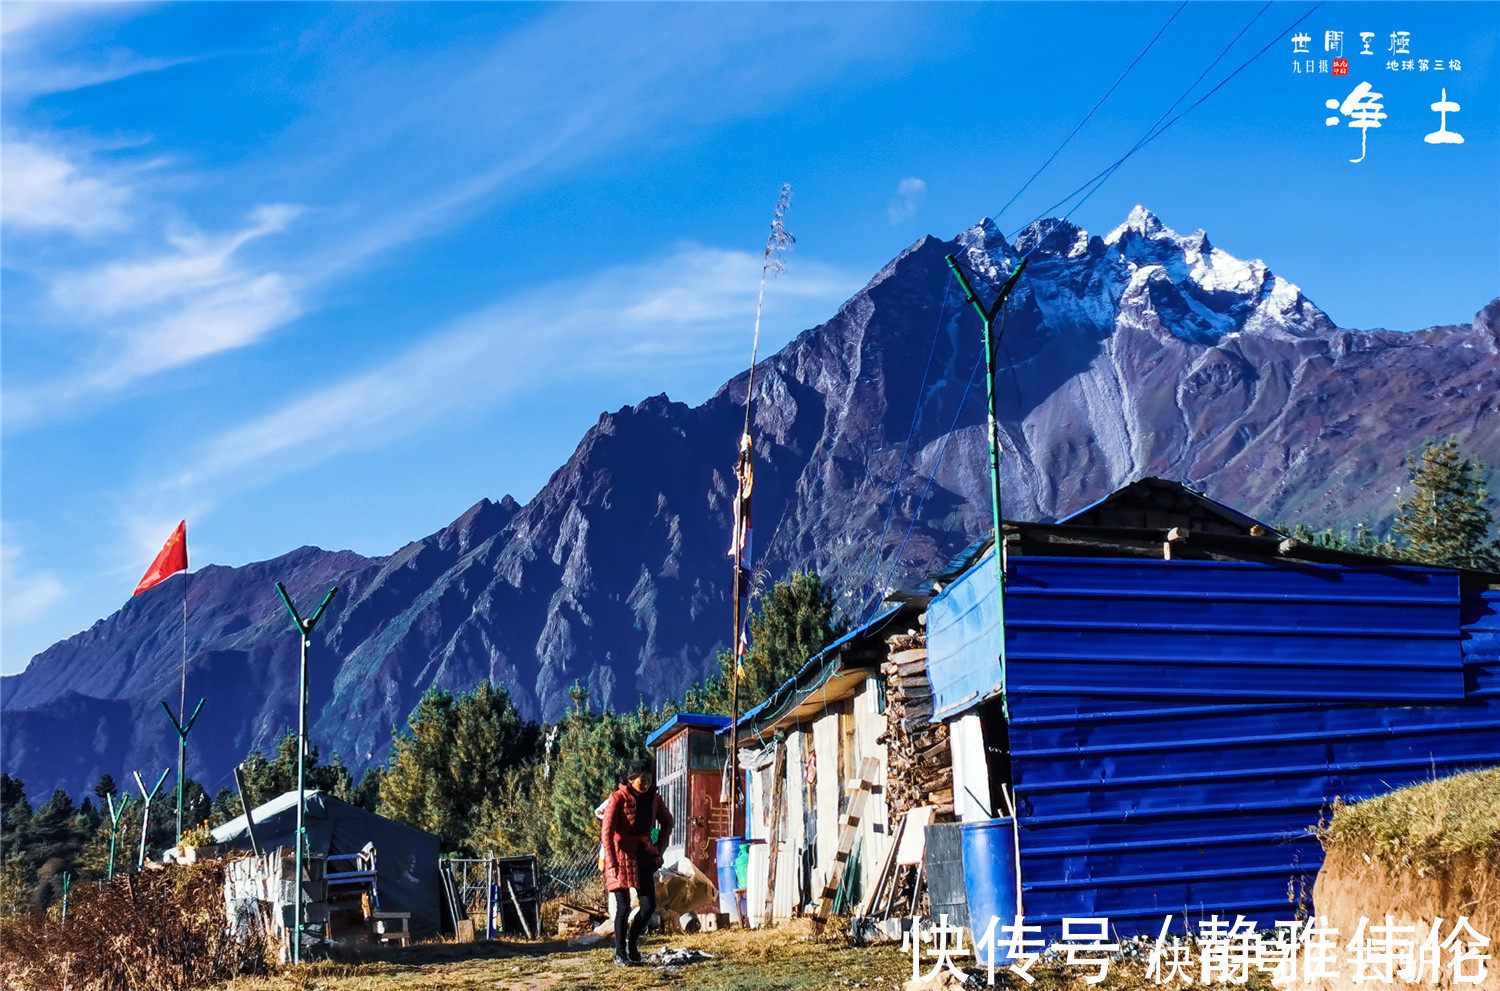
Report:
133,520,194,846
177,567,188,843
729,185,793,858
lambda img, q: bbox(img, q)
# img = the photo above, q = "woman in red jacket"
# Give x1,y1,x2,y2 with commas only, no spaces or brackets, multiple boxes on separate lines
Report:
600,758,674,966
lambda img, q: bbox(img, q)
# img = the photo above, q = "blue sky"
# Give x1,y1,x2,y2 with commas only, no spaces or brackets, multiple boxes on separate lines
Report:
3,2,1496,675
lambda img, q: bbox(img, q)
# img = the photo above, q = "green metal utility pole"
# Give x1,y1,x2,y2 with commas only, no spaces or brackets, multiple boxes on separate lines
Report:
132,768,171,869
104,792,132,879
945,251,1029,924
943,253,1028,714
274,581,338,965
161,697,205,845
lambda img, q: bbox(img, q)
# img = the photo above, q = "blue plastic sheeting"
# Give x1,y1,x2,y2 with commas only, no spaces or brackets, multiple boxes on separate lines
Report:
926,552,1004,720
926,555,1500,938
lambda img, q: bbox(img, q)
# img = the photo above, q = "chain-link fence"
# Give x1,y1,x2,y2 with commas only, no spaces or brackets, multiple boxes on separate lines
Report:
538,845,602,902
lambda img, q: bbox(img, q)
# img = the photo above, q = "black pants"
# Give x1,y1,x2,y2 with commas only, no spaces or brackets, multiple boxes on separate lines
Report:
612,871,657,958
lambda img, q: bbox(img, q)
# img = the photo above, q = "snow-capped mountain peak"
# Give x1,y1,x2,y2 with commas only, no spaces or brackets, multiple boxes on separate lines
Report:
1104,203,1171,245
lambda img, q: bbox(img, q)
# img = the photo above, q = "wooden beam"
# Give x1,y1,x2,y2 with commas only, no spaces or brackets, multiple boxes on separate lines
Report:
762,739,787,923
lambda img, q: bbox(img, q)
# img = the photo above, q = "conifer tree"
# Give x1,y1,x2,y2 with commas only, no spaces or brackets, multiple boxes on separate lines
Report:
1393,436,1500,571
733,571,850,709
92,773,118,806
379,681,540,852
213,732,356,824
546,686,655,864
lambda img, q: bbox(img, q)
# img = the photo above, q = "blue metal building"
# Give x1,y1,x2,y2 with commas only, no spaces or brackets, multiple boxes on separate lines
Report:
924,478,1500,937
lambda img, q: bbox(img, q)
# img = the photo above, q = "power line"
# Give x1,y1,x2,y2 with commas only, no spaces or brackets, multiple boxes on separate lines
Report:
856,287,953,611
861,348,986,620
1010,2,1321,245
991,1,1188,228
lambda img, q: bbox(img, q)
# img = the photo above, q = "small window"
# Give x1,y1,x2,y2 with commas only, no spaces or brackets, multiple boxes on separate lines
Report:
689,730,727,770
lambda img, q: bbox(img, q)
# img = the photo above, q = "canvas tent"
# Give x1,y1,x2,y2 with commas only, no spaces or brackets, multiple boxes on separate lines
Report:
212,790,442,937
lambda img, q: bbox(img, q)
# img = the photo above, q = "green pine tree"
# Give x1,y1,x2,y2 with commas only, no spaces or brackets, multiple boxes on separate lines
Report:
545,685,655,864
378,681,541,852
214,731,356,825
1393,436,1500,570
733,570,850,710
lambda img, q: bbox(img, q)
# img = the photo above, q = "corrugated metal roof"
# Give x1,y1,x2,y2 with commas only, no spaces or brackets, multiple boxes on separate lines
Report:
925,553,1500,936
1056,477,1276,534
736,604,903,733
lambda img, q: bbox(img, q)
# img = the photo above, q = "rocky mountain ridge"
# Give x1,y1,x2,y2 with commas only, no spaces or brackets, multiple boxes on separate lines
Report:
5,207,1496,800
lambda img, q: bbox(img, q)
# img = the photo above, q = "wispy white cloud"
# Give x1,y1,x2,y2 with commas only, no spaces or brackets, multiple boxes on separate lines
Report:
178,245,860,492
0,2,102,41
0,541,66,628
887,177,928,225
1,3,195,98
0,139,134,234
3,5,922,435
274,5,925,286
4,206,304,430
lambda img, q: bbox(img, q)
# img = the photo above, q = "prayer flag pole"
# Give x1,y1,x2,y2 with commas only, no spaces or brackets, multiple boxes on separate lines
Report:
729,185,794,857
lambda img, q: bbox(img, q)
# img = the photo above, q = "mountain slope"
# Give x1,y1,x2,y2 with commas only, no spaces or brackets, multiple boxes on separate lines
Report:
5,207,1497,800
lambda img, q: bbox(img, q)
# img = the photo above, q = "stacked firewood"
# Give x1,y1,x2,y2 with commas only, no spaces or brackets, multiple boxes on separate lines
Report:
878,630,955,821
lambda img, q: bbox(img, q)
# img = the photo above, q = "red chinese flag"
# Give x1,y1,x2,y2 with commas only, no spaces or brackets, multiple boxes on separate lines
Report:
134,521,188,596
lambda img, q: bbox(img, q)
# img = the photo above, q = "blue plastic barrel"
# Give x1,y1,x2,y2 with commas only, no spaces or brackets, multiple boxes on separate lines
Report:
716,836,745,916
960,818,1019,963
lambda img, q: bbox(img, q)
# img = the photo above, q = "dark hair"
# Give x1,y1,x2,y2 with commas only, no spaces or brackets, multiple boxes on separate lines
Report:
625,758,655,782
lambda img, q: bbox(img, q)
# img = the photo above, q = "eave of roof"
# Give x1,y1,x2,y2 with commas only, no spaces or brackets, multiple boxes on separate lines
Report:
733,603,907,743
646,712,732,748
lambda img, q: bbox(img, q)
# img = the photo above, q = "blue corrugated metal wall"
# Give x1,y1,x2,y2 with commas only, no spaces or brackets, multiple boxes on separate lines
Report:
927,552,1500,936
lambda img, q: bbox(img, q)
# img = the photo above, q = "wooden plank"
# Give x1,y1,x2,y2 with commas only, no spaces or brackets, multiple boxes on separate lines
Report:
505,880,533,939
857,810,906,919
762,738,787,923
813,755,879,930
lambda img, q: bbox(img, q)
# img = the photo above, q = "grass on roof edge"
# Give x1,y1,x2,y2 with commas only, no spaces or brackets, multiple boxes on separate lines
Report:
1322,766,1500,869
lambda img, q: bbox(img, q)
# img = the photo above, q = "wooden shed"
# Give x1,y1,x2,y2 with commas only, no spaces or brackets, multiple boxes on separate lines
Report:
646,713,739,880
734,602,925,924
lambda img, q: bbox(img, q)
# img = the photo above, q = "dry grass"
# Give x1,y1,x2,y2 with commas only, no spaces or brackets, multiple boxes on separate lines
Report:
212,919,912,991
0,859,273,991
1322,766,1500,869
202,918,1303,991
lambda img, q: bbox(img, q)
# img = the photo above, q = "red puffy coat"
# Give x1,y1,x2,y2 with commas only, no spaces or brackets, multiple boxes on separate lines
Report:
600,783,674,891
